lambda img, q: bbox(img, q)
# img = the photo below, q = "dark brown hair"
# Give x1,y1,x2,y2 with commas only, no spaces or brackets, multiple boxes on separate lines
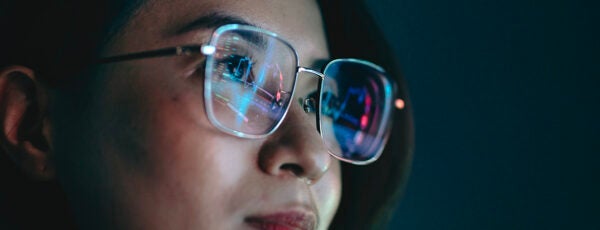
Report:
319,1,414,229
0,0,413,229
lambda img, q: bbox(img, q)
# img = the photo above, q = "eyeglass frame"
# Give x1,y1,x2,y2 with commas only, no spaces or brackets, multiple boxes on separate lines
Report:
99,24,396,165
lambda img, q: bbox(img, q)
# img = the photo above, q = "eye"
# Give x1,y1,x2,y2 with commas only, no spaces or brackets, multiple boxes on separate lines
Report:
219,54,255,86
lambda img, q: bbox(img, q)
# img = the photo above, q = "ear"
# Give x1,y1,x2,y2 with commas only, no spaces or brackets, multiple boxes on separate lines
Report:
0,66,54,180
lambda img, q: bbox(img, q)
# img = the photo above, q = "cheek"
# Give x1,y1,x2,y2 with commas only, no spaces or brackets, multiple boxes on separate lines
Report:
312,159,342,227
96,59,209,167
54,61,257,228
102,62,237,208
124,124,252,228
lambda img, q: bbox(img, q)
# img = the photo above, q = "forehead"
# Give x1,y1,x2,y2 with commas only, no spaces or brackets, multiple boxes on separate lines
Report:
108,0,328,63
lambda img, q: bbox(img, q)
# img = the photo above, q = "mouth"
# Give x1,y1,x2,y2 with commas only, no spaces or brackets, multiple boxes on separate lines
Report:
245,211,317,230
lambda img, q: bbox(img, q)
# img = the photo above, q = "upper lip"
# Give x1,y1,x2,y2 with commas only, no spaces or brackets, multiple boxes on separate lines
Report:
245,210,317,230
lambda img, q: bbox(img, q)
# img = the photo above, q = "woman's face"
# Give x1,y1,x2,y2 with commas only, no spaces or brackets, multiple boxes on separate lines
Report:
50,0,341,229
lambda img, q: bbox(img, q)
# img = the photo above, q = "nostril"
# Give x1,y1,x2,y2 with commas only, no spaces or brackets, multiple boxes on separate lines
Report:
280,163,304,177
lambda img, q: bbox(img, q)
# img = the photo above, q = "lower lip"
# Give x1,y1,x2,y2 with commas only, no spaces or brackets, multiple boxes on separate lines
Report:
245,213,315,230
246,221,301,230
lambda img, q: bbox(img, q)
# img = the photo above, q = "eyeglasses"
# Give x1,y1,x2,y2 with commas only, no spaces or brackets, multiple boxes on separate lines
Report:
100,24,398,165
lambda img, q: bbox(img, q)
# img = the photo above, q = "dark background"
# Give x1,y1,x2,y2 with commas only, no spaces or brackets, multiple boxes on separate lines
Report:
366,0,600,229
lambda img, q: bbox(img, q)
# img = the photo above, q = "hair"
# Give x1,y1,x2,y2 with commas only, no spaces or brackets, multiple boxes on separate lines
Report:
0,0,413,229
319,1,414,229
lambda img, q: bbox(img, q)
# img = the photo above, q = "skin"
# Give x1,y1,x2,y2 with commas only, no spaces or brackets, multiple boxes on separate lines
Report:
29,0,341,229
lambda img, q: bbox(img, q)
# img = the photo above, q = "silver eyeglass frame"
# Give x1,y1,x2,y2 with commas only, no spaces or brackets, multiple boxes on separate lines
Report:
99,24,396,165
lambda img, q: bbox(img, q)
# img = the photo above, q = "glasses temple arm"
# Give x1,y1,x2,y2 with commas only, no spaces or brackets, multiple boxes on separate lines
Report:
99,45,204,63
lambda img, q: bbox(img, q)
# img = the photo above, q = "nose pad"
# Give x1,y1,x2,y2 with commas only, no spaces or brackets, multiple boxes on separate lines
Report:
298,90,321,133
301,97,317,113
258,97,331,183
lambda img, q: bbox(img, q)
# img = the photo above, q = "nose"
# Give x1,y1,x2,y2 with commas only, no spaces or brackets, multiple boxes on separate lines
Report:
257,104,332,184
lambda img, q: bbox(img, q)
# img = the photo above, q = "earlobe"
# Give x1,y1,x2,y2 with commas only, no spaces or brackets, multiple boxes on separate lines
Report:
0,66,54,180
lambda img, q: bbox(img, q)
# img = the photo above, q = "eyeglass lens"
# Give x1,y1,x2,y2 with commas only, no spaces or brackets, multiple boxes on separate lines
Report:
204,27,298,136
320,60,393,163
204,25,393,164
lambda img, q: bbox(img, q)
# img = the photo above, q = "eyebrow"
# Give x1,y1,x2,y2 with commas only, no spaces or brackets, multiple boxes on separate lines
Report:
173,12,328,68
176,13,273,53
174,12,256,35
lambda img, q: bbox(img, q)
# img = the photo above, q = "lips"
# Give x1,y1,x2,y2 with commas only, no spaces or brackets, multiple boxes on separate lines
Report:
245,211,317,230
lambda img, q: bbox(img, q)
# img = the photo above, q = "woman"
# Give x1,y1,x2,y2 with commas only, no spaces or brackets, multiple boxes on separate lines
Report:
0,0,413,229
